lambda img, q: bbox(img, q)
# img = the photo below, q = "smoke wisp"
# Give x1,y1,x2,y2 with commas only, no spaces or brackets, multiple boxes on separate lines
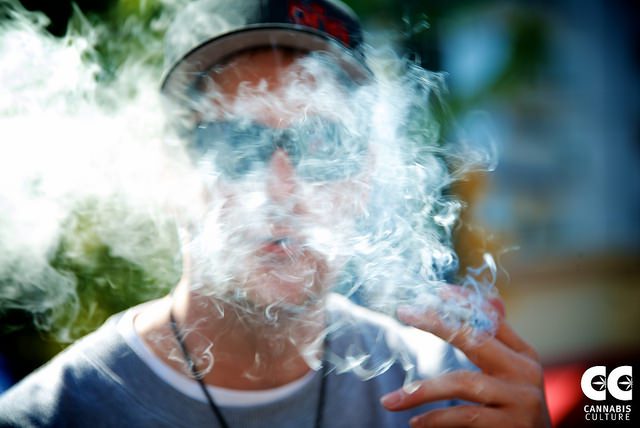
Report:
0,0,500,382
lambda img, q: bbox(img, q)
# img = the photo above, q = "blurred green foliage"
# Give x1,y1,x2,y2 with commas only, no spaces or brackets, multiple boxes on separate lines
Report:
49,197,179,340
1,196,180,338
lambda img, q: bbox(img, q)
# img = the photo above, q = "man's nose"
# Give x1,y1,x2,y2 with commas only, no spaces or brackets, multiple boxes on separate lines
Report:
266,148,297,203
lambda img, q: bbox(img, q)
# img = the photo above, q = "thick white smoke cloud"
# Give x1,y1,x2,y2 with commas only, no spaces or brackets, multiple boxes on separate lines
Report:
0,0,188,340
0,0,499,378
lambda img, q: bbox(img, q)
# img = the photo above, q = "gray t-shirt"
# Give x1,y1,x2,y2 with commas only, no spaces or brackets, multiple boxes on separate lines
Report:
0,294,471,427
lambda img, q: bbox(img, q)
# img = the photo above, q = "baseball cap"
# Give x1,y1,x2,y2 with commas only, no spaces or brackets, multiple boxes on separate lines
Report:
161,0,372,100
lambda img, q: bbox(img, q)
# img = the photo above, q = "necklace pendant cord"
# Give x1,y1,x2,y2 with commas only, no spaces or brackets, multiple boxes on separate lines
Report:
169,310,230,428
169,308,328,428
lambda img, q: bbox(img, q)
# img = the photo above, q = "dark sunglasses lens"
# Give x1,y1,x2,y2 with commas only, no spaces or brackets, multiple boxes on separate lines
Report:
192,120,366,181
193,122,272,179
294,120,366,181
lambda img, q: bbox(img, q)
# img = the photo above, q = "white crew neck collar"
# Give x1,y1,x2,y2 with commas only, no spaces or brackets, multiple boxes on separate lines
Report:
116,303,317,407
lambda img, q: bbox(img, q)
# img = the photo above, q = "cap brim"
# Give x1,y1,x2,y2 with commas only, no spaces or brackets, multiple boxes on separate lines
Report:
161,24,372,99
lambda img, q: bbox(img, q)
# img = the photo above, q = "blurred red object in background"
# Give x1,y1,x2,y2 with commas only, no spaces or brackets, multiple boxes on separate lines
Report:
544,364,586,427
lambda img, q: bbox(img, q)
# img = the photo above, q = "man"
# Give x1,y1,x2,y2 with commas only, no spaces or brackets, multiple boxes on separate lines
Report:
0,0,551,427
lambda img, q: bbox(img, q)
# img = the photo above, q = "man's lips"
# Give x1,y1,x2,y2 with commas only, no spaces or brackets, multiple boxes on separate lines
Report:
260,237,295,254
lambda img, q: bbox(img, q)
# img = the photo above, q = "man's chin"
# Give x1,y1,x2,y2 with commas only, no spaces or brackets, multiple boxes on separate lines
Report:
242,280,325,319
192,244,332,321
238,249,330,314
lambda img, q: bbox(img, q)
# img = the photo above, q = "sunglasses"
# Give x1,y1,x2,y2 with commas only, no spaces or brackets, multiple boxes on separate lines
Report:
191,118,367,182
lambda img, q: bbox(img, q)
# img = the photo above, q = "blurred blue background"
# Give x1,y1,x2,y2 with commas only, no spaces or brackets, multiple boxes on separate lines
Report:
372,1,639,424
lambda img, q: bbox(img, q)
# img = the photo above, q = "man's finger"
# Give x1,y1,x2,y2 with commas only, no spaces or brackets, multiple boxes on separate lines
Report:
435,286,536,360
380,370,513,411
432,285,537,360
436,285,505,322
409,405,507,428
397,306,531,377
494,321,539,361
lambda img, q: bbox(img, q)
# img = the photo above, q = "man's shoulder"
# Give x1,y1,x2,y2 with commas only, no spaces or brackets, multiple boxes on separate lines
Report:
321,294,474,424
326,293,448,350
0,309,139,425
326,293,469,378
10,310,128,381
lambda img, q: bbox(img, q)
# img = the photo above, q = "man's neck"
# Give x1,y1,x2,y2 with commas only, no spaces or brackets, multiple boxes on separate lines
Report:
135,279,325,390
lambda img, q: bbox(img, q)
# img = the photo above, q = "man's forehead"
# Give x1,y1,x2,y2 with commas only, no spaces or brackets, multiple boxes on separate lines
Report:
203,48,309,94
193,48,355,124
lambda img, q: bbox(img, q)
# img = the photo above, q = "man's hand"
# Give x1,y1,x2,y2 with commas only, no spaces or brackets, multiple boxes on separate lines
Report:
380,292,552,428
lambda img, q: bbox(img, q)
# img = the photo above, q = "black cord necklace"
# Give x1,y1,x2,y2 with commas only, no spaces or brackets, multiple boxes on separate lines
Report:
169,309,327,428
